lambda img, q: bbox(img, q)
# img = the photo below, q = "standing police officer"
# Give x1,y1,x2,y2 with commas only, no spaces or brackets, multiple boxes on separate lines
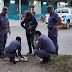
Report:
46,5,61,55
0,7,11,58
21,12,38,54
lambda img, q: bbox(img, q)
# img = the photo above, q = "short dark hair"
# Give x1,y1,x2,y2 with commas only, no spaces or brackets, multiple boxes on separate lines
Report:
16,36,21,41
35,31,41,35
26,12,32,17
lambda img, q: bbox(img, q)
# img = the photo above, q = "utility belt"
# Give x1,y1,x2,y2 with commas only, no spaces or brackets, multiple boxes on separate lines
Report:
0,27,8,31
5,47,15,54
48,27,53,30
47,51,56,54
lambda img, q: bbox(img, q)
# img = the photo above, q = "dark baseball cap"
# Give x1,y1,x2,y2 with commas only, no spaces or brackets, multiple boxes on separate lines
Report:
2,6,8,12
46,5,53,11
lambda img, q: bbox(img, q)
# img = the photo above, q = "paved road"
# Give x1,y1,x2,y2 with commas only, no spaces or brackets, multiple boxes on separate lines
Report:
6,19,72,55
0,19,72,72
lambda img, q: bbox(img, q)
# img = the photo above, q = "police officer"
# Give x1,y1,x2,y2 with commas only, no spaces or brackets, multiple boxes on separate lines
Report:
4,37,24,64
0,7,11,58
34,31,56,64
21,12,38,54
46,5,61,55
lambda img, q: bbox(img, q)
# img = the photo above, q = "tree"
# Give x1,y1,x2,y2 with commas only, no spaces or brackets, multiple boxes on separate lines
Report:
67,0,71,7
29,0,34,14
47,0,56,5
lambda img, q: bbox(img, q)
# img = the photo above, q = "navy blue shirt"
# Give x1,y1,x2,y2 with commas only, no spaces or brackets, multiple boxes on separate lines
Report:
21,16,38,36
0,13,9,30
7,40,22,58
48,11,61,28
35,34,56,53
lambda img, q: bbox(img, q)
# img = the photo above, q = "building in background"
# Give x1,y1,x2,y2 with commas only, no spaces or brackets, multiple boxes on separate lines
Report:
34,1,41,18
0,0,4,13
1,0,72,20
4,0,29,20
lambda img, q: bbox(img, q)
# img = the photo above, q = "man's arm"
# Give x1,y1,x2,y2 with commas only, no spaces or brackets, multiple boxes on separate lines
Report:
29,17,38,30
35,38,42,49
21,21,26,29
52,13,61,30
7,20,11,35
52,20,61,29
18,44,23,58
8,24,11,35
32,18,38,29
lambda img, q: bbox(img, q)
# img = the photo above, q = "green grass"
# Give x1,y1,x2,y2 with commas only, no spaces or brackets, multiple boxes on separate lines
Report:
47,55,72,72
25,55,72,72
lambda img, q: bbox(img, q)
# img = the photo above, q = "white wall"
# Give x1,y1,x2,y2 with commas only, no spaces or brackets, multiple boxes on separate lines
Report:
34,1,41,14
0,0,4,13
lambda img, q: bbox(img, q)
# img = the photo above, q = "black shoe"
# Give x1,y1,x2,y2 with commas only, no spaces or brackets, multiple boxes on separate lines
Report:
27,52,32,54
0,55,5,59
9,58,12,62
40,59,46,64
40,57,50,64
45,57,50,62
54,52,58,56
33,54,37,57
12,59,16,64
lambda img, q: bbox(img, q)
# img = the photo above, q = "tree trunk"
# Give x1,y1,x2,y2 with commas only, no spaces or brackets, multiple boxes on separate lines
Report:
67,0,71,7
30,0,34,14
48,0,56,5
19,0,21,19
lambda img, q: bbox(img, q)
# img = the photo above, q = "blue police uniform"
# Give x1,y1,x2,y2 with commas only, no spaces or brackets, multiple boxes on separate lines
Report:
34,34,56,58
0,13,9,52
21,16,38,53
47,5,61,54
4,40,23,59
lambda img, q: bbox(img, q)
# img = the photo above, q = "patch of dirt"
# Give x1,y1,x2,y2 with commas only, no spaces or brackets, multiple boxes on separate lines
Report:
0,55,72,72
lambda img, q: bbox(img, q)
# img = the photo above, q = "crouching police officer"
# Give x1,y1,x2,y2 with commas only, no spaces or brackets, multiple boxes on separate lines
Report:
46,5,61,55
0,7,11,58
21,12,38,54
4,37,24,64
34,31,56,64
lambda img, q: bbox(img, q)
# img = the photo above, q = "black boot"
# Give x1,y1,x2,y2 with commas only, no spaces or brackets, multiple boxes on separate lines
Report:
44,57,50,62
27,51,32,54
12,59,16,64
9,57,16,64
0,51,5,59
40,57,50,64
56,49,58,56
9,58,12,62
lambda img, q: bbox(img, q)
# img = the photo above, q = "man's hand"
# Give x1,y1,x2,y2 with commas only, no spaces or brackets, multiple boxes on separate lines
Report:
8,30,11,35
52,20,61,30
34,38,37,45
18,56,21,59
34,41,36,45
8,24,11,35
28,25,32,30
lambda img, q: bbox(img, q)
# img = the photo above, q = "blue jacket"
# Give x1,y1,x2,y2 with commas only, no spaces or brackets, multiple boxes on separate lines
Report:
21,16,38,36
35,34,56,53
7,40,22,58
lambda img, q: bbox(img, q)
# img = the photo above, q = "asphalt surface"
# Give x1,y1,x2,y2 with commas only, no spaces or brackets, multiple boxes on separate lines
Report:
6,19,72,55
0,19,72,72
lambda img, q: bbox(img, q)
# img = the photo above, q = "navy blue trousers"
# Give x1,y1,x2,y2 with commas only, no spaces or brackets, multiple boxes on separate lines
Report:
48,34,58,54
34,49,52,58
0,30,7,52
26,34,35,53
